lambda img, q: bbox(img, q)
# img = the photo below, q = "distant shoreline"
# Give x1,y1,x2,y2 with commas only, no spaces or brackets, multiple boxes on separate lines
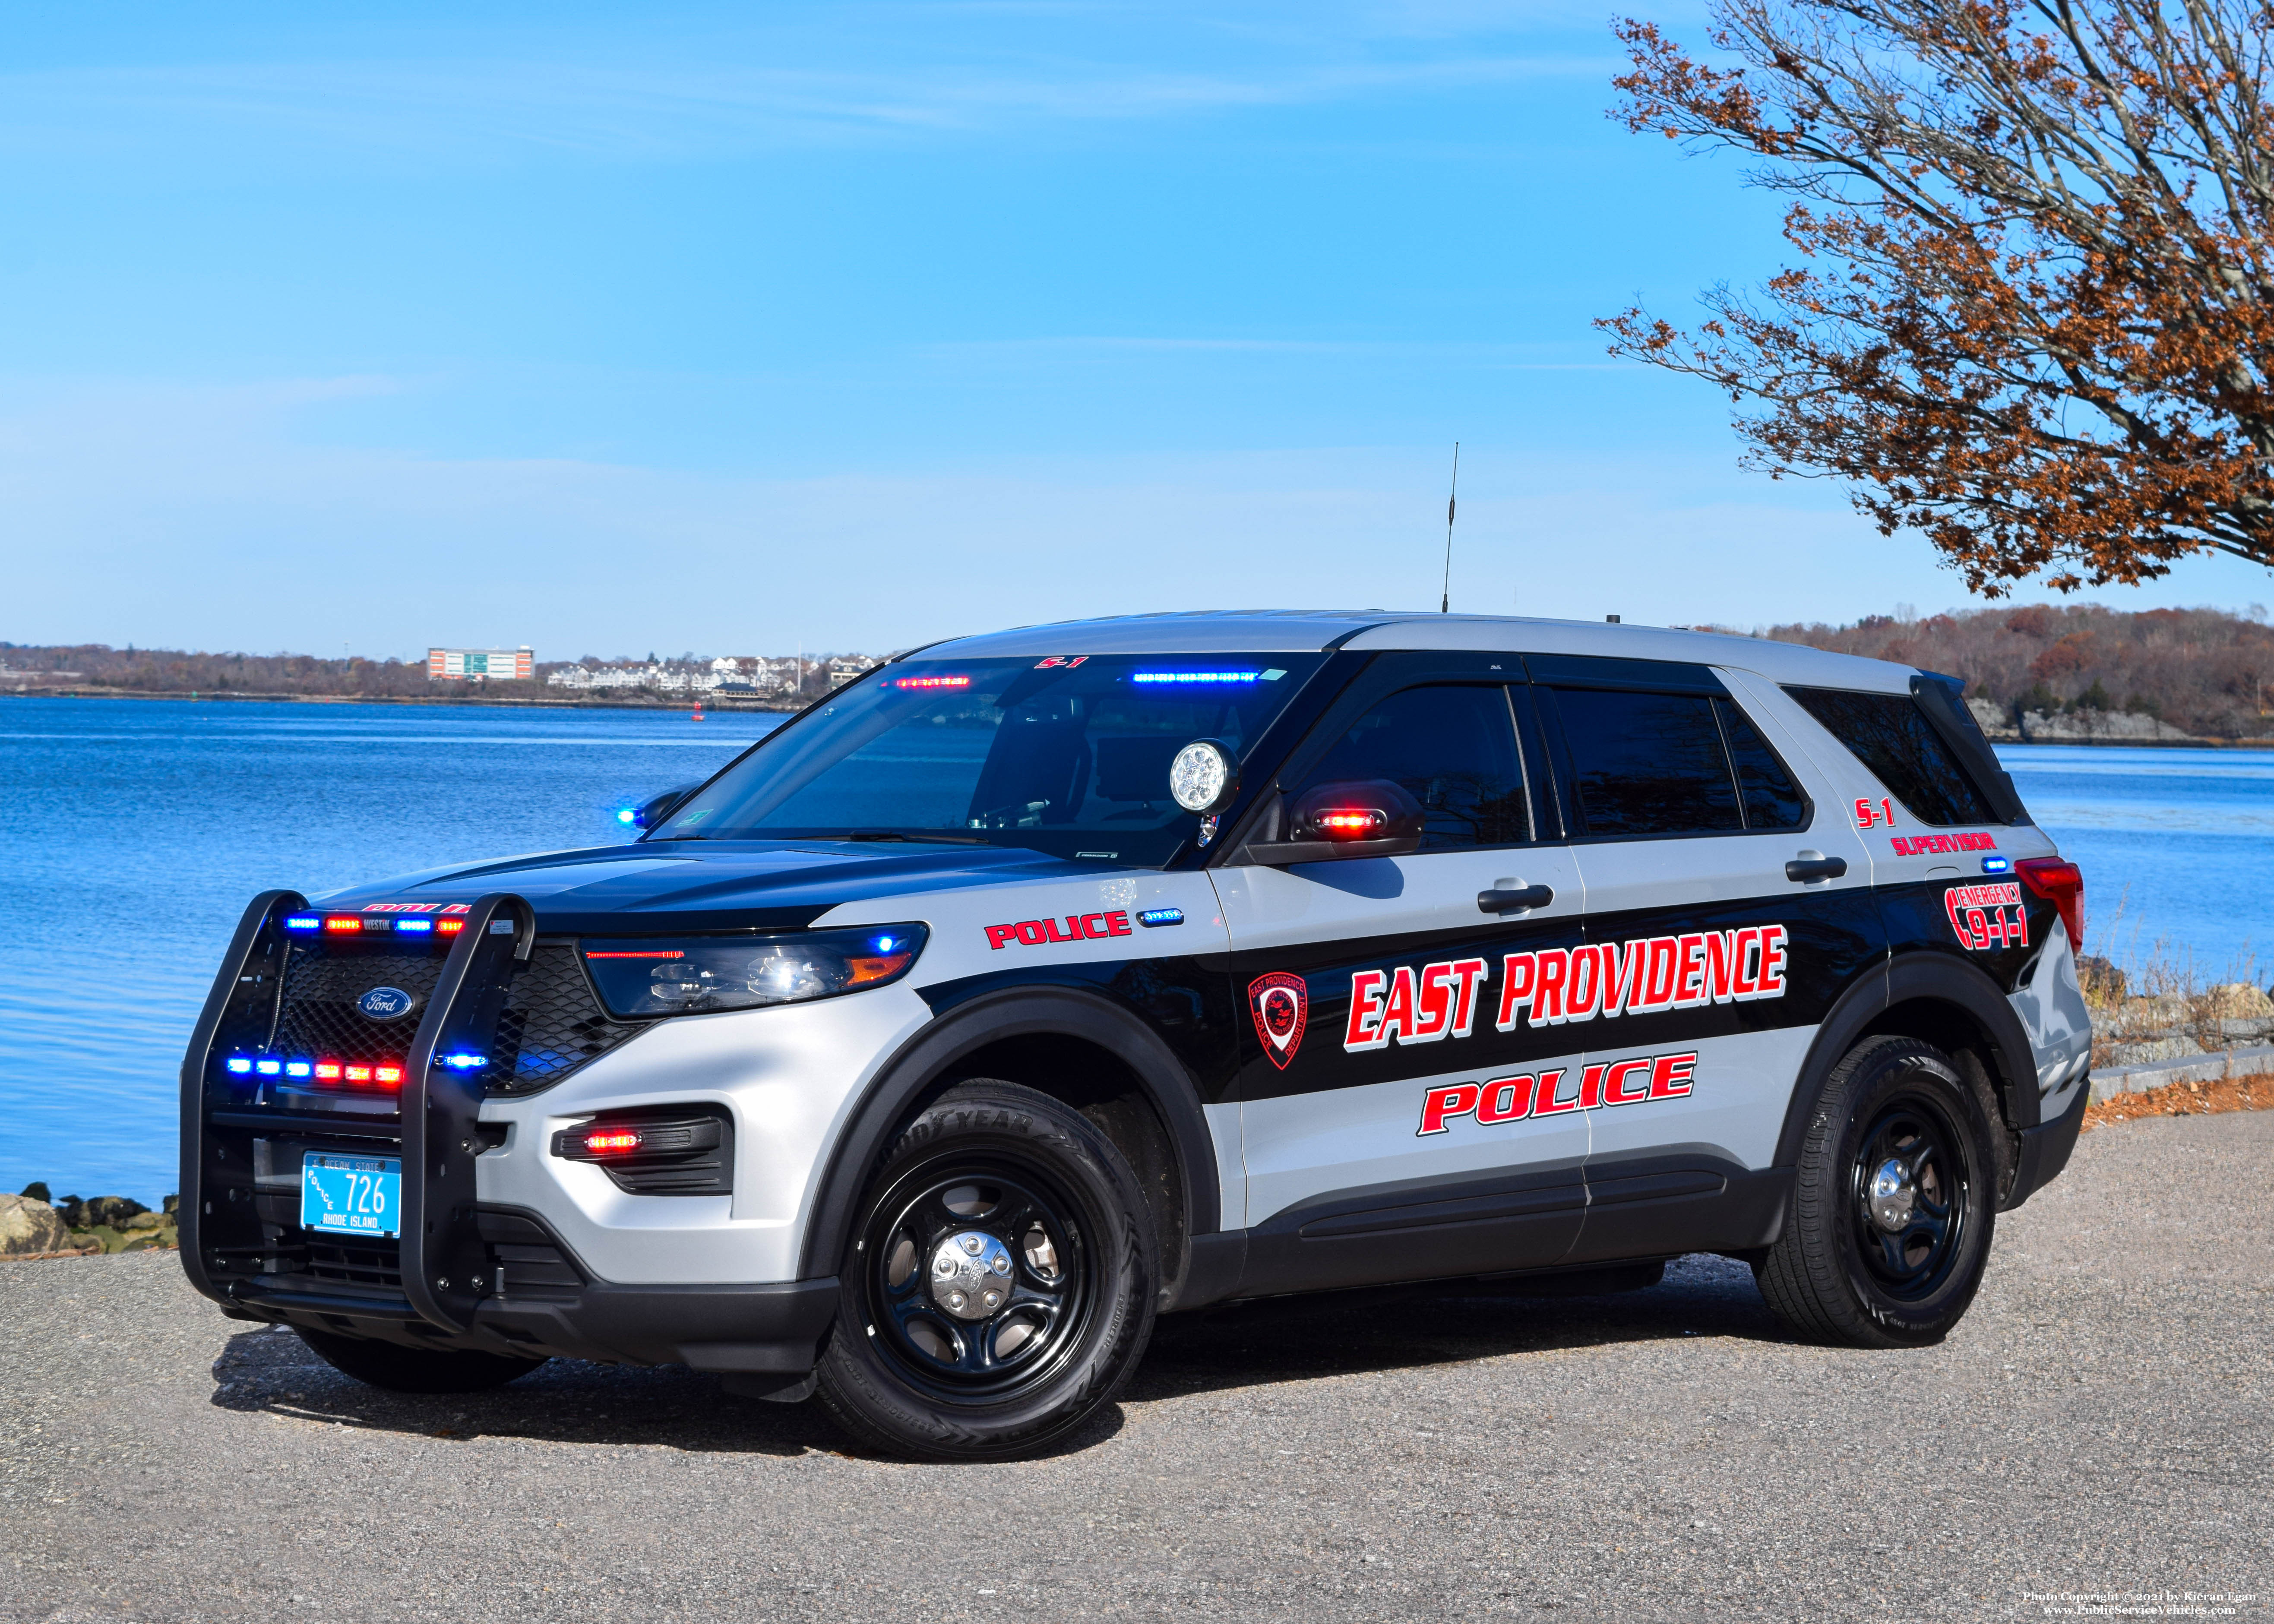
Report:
7,685,2269,744
0,686,805,714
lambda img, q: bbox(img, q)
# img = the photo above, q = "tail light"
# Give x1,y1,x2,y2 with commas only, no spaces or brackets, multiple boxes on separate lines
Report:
2016,857,2084,951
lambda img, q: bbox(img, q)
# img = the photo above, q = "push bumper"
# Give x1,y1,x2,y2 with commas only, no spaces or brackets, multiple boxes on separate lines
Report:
180,889,843,1375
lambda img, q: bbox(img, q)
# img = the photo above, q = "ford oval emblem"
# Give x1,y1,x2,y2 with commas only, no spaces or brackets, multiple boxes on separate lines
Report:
357,986,418,1022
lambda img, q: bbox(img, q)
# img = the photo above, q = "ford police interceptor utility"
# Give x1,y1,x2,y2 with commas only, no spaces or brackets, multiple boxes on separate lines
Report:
180,612,2092,1459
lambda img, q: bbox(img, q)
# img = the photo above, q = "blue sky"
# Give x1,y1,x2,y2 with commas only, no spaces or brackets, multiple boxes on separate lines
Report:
6,0,2269,661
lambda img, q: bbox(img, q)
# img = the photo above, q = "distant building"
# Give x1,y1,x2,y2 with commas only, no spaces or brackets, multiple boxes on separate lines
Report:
829,655,879,688
429,646,533,681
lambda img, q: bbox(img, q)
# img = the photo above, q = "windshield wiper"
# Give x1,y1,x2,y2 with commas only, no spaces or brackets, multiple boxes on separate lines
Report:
844,829,991,845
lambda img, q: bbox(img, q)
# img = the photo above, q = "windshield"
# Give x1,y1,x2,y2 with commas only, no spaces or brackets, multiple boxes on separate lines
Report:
652,653,1327,865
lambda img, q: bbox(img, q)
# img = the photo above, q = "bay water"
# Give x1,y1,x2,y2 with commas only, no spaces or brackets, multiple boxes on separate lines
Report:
2,699,2267,1203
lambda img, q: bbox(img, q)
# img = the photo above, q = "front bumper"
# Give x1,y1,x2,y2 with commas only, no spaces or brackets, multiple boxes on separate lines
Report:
225,1264,841,1371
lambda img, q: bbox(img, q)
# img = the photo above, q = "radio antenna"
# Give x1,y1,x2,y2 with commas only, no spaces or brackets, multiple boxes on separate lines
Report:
1439,442,1460,613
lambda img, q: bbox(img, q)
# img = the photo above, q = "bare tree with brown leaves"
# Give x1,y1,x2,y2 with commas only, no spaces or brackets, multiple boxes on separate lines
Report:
1602,0,2274,594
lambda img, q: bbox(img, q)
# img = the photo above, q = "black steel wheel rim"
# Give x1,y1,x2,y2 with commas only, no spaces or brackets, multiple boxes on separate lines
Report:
1847,1088,1971,1303
857,1156,1097,1403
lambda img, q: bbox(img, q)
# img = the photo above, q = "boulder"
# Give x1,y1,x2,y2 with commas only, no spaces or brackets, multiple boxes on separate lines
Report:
2203,982,2274,1019
81,1196,149,1229
2078,955,2128,1004
18,1181,51,1204
0,1194,71,1257
122,1211,166,1232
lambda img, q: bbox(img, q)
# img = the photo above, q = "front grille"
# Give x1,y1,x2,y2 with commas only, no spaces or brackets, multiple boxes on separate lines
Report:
486,945,640,1093
304,1238,404,1291
274,947,444,1064
264,937,638,1095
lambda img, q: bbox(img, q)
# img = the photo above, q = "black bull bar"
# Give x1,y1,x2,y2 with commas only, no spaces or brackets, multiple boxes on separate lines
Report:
179,889,538,1334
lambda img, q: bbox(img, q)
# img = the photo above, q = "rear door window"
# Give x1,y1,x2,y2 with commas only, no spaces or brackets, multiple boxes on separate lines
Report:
1784,687,1994,827
1293,684,1531,850
1540,688,1807,837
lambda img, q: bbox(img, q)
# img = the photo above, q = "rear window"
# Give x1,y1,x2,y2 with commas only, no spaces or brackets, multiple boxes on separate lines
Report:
1543,689,1806,837
1784,687,1994,827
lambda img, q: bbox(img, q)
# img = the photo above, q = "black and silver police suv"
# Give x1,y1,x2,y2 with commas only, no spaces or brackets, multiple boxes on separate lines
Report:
180,612,2091,1459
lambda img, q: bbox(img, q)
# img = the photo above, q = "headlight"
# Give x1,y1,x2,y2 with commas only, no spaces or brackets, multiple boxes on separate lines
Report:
580,924,928,1018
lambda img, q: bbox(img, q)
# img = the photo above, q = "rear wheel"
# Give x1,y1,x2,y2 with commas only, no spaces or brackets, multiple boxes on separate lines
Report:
815,1080,1158,1460
297,1326,547,1393
1755,1036,1996,1347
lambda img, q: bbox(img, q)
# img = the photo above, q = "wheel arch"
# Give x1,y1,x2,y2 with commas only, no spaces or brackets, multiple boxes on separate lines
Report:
797,987,1221,1305
1776,951,2040,1192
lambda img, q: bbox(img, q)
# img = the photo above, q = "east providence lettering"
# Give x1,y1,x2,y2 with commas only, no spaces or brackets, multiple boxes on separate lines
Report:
1344,926,1789,1052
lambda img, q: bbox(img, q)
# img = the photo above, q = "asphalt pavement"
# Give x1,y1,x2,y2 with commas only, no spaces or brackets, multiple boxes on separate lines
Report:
4,1109,2269,1622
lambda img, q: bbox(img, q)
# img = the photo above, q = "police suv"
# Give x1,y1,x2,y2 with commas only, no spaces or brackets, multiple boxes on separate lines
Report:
180,612,2092,1459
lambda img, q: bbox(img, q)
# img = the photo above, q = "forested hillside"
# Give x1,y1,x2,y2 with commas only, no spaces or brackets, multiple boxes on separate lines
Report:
1764,606,2274,739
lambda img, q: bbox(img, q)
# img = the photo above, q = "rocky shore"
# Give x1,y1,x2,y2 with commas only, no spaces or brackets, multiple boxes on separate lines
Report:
0,1188,177,1259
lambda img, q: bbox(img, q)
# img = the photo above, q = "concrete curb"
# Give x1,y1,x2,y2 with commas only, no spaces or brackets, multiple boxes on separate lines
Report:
2089,1043,2274,1104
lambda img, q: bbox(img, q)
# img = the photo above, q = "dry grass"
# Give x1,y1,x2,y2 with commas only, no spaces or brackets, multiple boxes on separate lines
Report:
2082,1071,2274,1132
2081,887,2269,1065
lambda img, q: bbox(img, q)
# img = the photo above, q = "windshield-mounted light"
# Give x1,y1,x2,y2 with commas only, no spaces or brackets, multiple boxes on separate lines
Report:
579,925,929,1019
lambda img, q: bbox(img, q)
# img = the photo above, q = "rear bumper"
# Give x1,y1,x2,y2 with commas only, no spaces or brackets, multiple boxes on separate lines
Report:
226,1273,842,1372
2004,1074,2089,1210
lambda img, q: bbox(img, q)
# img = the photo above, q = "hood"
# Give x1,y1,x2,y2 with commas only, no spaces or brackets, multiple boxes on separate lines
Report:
310,839,1112,935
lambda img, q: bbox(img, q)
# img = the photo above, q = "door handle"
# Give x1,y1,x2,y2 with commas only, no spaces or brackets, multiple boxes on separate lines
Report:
1478,884,1555,914
1784,855,1848,883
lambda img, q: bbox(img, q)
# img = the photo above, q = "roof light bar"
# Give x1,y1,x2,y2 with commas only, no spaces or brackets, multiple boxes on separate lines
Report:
1131,670,1261,685
895,675,972,689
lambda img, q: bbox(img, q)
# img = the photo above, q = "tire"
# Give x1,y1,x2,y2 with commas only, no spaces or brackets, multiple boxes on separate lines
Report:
814,1079,1158,1461
1754,1035,1996,1348
297,1326,547,1393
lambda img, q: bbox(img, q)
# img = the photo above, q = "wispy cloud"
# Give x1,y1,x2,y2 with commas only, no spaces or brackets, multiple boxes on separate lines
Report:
0,14,1615,166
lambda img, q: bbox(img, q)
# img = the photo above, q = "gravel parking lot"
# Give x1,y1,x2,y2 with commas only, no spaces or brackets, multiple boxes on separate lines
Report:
4,1109,2268,1623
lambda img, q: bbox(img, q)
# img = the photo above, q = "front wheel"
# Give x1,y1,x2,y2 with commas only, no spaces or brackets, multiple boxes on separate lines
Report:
1755,1035,1996,1348
814,1080,1158,1460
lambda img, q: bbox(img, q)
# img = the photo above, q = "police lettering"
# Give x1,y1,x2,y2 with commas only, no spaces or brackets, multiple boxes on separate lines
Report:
1418,1050,1698,1135
985,911,1133,950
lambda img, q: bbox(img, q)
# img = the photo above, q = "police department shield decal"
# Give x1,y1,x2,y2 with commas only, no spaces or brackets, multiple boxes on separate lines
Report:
1247,973,1309,1070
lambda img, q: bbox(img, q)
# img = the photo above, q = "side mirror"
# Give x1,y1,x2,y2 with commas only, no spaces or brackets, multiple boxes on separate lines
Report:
1240,779,1425,866
620,783,701,832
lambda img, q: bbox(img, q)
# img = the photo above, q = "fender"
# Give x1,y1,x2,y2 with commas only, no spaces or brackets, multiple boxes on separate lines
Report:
1773,949,2040,1175
796,985,1224,1290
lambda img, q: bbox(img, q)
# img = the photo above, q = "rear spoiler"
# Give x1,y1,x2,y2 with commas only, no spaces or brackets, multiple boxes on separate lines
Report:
1912,672,2030,826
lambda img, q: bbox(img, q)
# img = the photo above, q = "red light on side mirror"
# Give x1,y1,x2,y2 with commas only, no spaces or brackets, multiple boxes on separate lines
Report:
1313,809,1386,838
2016,856,2085,951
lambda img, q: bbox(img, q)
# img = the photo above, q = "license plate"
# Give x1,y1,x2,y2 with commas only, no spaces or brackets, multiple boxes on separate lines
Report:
300,1153,402,1239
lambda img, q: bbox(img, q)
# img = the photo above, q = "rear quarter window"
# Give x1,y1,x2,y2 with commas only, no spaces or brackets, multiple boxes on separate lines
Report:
1543,687,1805,837
1783,686,1995,827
